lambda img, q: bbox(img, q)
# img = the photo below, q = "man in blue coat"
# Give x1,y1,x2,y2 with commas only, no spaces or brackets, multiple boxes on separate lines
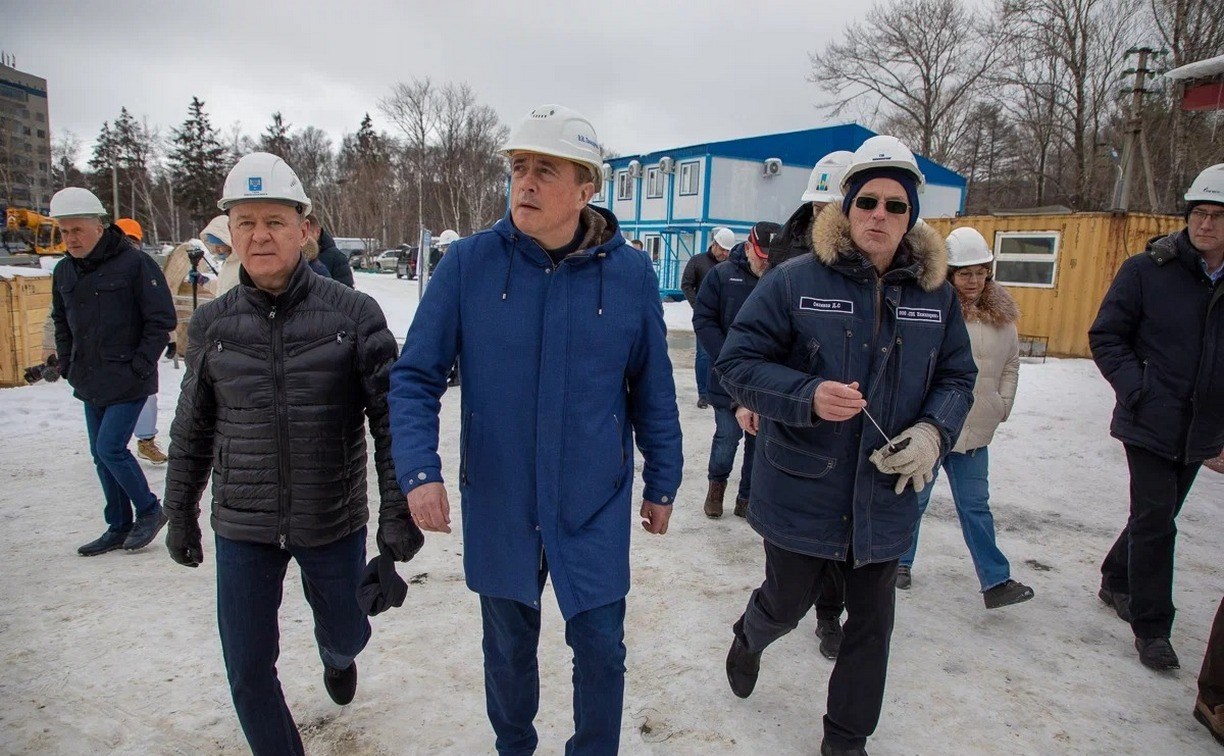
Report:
716,136,976,756
1090,163,1224,672
389,104,683,756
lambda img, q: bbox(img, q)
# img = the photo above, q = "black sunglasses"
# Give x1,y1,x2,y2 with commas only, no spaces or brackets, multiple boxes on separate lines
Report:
854,196,909,215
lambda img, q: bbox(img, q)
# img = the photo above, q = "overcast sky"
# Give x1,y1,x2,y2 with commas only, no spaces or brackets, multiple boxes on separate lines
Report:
7,1,873,162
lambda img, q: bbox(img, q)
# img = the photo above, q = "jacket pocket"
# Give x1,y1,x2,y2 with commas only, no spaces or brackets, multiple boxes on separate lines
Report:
285,331,349,358
459,411,473,486
215,340,266,360
763,437,836,479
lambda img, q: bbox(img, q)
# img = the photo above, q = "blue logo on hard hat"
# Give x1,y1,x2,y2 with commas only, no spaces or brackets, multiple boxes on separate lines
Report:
816,173,829,192
249,177,263,192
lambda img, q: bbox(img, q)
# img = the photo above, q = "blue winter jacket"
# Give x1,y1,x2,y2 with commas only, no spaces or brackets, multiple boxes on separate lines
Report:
715,205,976,565
1089,230,1224,463
388,205,683,619
692,243,763,410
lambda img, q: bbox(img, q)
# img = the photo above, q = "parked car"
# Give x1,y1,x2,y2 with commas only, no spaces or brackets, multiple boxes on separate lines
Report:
396,246,418,279
372,249,402,273
333,237,371,269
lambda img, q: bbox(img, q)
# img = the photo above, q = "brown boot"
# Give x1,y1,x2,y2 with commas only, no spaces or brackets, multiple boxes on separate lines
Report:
1196,697,1224,746
704,481,726,518
734,497,748,518
137,437,168,465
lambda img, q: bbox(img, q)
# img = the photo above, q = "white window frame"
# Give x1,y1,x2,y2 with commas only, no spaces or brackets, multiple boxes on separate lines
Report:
678,161,700,196
644,234,663,263
646,167,664,199
992,231,1060,288
616,170,633,201
593,181,606,203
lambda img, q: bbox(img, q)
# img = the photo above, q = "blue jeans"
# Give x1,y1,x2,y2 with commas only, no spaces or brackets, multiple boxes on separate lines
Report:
901,447,1011,591
695,339,710,397
709,406,754,500
216,528,371,756
481,561,626,756
83,398,159,532
134,394,158,440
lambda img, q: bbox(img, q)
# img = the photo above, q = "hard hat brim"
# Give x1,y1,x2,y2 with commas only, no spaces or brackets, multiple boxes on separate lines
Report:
802,190,843,203
218,197,312,216
501,147,603,183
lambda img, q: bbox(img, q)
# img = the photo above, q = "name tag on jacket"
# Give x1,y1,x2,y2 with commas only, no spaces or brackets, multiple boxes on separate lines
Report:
895,306,942,323
799,297,854,314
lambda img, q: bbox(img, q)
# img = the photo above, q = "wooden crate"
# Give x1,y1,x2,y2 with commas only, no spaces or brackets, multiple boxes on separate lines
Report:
0,272,54,387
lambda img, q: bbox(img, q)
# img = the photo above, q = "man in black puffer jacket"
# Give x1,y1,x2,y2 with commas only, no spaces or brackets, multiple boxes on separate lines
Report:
1090,162,1224,673
163,152,422,756
49,187,176,557
308,215,356,287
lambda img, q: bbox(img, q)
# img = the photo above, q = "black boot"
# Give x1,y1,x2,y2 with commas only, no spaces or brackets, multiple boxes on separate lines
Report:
704,481,726,518
1098,586,1132,623
124,506,168,551
1134,637,1179,671
820,740,868,756
983,579,1034,609
324,661,358,705
896,565,912,590
815,617,843,660
78,530,128,557
733,497,748,518
725,633,761,699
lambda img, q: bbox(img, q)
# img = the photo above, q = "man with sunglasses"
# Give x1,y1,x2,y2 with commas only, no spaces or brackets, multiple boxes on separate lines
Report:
715,135,976,756
1090,163,1224,673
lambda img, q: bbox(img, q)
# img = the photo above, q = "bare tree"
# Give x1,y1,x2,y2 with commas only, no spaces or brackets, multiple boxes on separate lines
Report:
809,0,997,163
379,78,439,240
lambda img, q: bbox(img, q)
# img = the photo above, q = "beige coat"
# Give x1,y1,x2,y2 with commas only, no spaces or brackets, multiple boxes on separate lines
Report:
954,280,1020,453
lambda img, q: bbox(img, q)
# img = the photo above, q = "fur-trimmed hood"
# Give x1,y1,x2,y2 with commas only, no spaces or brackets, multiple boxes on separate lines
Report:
809,203,948,291
960,279,1019,326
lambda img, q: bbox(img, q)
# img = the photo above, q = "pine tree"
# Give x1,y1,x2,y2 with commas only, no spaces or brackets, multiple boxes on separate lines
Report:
260,112,293,160
87,121,118,213
169,96,227,228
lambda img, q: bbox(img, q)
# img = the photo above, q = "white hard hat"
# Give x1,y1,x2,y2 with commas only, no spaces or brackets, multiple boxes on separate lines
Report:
218,152,312,215
501,104,603,182
801,150,854,203
712,227,735,250
841,135,926,193
200,215,232,248
437,229,460,246
1185,163,1224,205
49,187,107,219
946,227,994,267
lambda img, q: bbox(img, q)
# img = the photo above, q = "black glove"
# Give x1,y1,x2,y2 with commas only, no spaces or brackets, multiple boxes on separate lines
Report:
357,553,408,616
376,515,424,563
166,519,203,567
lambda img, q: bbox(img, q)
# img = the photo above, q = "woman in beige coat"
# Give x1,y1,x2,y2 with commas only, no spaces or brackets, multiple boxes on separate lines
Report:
897,227,1035,609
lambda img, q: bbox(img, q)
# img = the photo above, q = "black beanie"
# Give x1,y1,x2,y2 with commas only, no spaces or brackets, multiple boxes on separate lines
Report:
842,167,921,231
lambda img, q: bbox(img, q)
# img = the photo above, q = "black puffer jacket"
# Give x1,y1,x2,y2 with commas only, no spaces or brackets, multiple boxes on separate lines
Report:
317,228,355,288
692,243,762,409
768,202,816,270
164,258,410,548
1090,230,1224,463
681,249,719,306
51,226,175,406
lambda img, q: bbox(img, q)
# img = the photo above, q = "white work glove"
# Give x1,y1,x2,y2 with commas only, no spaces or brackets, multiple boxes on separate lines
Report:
869,422,942,495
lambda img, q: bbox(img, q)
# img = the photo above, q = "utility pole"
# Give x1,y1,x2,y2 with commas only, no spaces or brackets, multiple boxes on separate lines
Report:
1112,47,1165,212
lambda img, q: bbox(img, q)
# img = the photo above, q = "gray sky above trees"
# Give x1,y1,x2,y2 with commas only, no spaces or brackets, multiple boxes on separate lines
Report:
9,0,868,157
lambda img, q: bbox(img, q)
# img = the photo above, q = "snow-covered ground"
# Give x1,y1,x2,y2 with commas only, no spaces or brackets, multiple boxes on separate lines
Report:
1,269,1220,755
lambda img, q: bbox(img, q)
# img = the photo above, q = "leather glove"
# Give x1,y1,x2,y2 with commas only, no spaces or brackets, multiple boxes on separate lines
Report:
377,515,425,563
869,422,942,495
166,518,203,567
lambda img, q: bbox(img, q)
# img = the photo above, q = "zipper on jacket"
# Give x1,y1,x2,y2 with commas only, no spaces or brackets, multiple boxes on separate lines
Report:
269,305,292,548
284,330,348,358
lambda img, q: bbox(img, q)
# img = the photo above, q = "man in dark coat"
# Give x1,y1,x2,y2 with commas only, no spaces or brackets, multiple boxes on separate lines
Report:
49,188,176,557
307,214,356,287
682,227,734,407
163,153,422,755
1089,162,1224,672
717,136,976,756
692,222,779,520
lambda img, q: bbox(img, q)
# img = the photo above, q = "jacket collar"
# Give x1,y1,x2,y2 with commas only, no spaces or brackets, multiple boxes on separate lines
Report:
71,225,129,273
239,255,314,312
960,279,1020,326
494,205,625,266
809,203,948,291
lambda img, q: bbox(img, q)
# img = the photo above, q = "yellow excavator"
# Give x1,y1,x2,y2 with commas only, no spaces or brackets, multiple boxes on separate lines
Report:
3,208,66,256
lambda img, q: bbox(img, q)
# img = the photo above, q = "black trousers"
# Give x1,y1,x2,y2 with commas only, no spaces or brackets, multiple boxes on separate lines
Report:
737,540,897,750
1101,444,1202,639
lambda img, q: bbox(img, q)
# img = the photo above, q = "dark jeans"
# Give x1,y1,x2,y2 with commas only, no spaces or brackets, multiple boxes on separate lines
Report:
695,340,710,397
481,562,626,756
709,406,755,500
83,398,159,532
1200,597,1224,709
1101,444,1201,639
738,541,897,751
814,565,847,621
216,528,371,756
